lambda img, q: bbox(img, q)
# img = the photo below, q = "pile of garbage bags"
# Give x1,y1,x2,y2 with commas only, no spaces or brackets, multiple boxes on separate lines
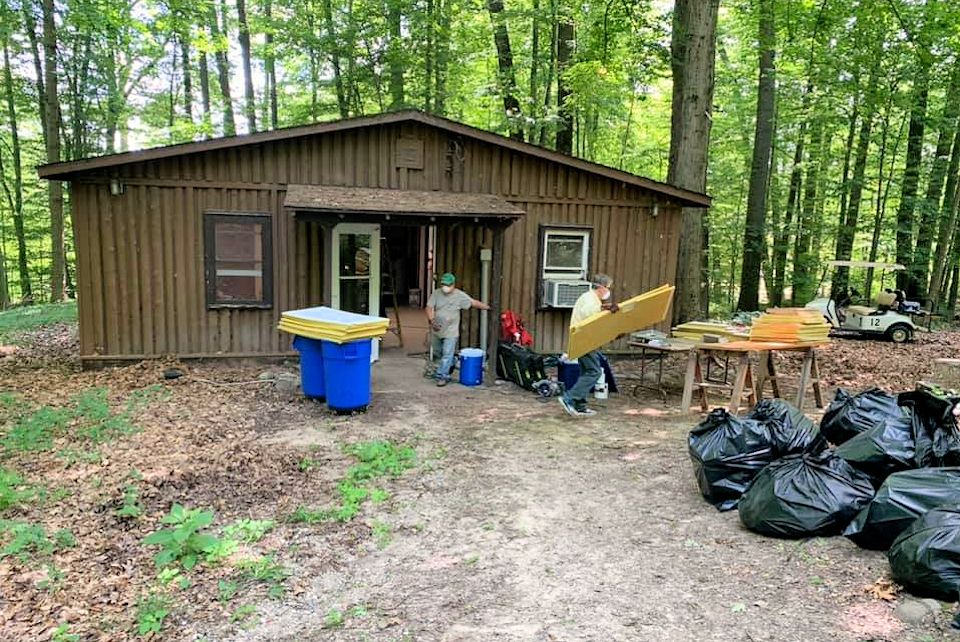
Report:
688,387,960,604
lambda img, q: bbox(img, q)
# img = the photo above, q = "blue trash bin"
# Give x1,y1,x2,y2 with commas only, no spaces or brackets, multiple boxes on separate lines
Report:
292,335,325,400
321,338,373,412
458,348,485,386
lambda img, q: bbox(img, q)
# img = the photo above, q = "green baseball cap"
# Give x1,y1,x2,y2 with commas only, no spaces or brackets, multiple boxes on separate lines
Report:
440,272,456,285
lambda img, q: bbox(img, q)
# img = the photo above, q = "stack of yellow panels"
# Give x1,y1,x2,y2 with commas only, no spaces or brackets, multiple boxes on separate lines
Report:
278,306,390,343
672,321,751,342
566,284,675,360
749,308,830,343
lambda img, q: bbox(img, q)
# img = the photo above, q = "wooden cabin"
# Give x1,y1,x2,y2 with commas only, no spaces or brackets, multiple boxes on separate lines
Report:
38,110,710,368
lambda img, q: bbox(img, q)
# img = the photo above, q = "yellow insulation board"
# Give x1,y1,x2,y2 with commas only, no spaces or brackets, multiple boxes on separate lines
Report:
566,284,675,360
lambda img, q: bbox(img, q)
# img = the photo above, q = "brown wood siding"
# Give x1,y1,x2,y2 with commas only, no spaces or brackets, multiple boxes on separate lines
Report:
70,121,685,361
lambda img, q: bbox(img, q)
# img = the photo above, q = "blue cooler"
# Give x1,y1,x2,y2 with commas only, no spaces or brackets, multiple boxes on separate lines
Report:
292,336,325,400
321,339,373,412
458,348,485,386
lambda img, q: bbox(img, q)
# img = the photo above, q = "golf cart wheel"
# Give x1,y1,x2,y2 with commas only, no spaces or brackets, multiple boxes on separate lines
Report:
886,324,912,344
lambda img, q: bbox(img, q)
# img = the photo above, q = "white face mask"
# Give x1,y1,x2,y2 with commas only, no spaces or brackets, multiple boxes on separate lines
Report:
600,288,611,301
441,285,453,294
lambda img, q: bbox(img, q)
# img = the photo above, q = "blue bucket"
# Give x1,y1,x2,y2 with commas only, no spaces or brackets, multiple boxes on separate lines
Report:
458,348,485,386
321,339,373,412
292,336,325,400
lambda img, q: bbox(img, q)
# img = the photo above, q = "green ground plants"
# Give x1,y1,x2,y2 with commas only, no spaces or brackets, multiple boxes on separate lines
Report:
0,467,36,509
0,302,77,344
135,593,170,636
0,520,75,561
142,505,220,571
290,440,416,524
236,553,290,599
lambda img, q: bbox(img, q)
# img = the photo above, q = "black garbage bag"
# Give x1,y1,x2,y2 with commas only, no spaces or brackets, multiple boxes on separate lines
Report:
820,388,904,446
898,390,960,467
746,398,827,456
834,415,918,488
738,452,875,538
688,409,774,512
888,508,960,601
844,468,960,550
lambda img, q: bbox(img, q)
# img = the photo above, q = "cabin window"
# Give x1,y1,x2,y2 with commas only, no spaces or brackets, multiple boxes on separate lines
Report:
541,227,591,280
204,212,273,308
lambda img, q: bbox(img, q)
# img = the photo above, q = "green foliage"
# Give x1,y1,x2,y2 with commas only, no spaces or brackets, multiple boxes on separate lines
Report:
51,623,80,642
237,553,290,599
115,485,143,519
324,608,345,629
0,520,75,561
223,518,275,543
0,467,35,510
218,579,239,604
135,593,170,636
230,604,258,625
0,303,77,344
142,504,220,571
372,520,392,549
290,441,416,525
2,406,72,453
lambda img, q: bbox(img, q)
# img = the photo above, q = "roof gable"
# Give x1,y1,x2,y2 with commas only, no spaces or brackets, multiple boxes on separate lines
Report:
37,110,711,208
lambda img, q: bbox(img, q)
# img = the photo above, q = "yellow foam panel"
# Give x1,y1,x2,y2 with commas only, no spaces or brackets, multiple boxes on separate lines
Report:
566,284,675,360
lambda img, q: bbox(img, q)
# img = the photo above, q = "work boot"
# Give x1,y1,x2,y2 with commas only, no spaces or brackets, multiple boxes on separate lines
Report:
436,378,449,387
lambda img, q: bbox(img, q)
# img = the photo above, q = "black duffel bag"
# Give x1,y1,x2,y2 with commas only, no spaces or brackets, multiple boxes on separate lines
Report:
495,343,547,391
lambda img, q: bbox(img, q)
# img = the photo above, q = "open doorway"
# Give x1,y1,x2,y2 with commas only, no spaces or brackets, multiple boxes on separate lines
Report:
380,225,434,354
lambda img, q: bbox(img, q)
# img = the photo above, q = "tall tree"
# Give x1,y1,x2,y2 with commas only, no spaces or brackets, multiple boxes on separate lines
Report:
487,0,523,140
386,0,405,109
1,35,31,301
832,64,879,297
554,11,574,154
894,59,929,295
40,0,65,300
667,0,720,323
208,0,236,135
929,100,960,310
263,0,278,128
236,0,256,131
791,118,824,305
736,0,775,311
913,64,960,299
322,0,349,118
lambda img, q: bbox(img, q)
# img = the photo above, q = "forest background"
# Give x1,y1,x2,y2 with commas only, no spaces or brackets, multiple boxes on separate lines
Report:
1,0,959,323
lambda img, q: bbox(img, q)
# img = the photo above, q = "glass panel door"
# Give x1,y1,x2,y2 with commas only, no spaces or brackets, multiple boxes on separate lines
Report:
331,224,381,360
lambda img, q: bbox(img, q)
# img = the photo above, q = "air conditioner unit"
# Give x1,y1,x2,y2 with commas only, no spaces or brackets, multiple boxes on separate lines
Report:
543,279,591,308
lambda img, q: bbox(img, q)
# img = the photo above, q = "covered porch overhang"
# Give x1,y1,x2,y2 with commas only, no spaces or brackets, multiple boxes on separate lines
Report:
282,185,524,365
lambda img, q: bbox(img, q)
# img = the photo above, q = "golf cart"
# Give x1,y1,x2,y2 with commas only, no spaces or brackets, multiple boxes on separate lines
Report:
804,261,919,343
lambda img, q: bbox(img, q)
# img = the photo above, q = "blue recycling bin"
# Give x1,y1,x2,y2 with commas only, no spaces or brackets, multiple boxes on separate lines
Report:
292,336,325,400
321,338,373,412
458,348,485,386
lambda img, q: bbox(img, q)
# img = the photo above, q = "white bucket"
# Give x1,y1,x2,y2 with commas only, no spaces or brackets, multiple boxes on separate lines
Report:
594,368,609,400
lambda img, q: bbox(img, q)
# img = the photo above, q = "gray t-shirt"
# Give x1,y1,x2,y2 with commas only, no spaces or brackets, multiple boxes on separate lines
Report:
427,288,473,339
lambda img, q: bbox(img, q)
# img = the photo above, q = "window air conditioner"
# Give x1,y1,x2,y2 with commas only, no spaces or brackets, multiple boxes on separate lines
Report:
543,279,591,308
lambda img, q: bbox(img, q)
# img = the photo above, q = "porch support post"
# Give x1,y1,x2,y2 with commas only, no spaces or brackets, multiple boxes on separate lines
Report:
487,223,506,370
321,222,334,305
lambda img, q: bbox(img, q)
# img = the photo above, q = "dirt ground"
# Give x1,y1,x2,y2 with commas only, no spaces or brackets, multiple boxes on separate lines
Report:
1,326,959,642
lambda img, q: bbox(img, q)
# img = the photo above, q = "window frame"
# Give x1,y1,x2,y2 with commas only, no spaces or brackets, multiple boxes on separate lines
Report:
203,210,274,309
537,224,593,309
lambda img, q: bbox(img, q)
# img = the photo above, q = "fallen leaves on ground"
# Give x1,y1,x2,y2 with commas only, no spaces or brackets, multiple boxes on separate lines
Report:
864,577,900,601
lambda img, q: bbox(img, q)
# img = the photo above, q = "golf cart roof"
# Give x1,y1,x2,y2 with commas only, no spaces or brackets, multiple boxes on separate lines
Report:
827,260,906,270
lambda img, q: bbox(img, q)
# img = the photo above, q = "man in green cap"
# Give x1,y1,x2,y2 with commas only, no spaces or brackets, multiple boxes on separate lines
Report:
426,272,490,386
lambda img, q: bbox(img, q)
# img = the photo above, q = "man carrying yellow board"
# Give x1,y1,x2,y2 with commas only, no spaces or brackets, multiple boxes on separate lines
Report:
559,274,619,417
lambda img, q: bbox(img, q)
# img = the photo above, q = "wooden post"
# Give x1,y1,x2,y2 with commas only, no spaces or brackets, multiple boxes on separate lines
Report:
487,223,506,371
796,348,814,410
321,222,333,306
681,349,697,411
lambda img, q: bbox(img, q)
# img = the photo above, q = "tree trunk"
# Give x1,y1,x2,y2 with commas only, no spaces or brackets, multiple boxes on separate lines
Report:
529,0,540,141
487,0,523,141
930,109,960,310
538,0,557,147
198,50,212,136
772,118,805,307
913,64,960,300
322,0,349,118
209,0,236,136
41,0,65,301
387,0,404,109
180,28,194,122
833,65,878,297
895,61,929,295
264,0,278,128
434,0,450,115
791,119,824,305
554,14,574,154
667,0,720,323
235,0,256,132
2,40,31,301
21,0,46,145
866,110,907,298
736,0,776,312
